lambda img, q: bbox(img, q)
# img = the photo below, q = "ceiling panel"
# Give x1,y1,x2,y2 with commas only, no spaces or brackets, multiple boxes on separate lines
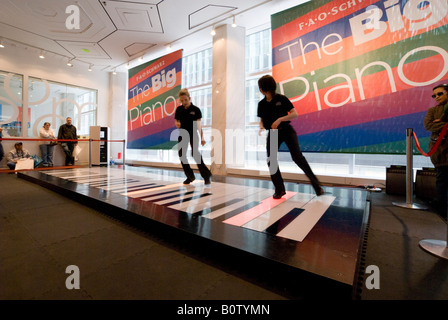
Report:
101,0,163,33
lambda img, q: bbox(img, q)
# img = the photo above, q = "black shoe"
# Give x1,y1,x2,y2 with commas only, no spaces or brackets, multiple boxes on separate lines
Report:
183,177,195,185
204,175,212,185
315,187,324,196
273,191,286,199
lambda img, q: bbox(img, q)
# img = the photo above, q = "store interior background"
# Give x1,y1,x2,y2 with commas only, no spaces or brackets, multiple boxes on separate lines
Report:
0,0,434,190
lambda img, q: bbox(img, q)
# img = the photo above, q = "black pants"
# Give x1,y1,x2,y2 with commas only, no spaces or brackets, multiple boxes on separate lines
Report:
61,142,75,165
267,125,320,193
436,165,448,219
178,131,211,181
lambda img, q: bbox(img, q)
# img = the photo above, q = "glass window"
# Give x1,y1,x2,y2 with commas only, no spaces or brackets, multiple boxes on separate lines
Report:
182,48,212,88
246,29,271,75
0,71,23,136
244,29,273,168
28,77,97,138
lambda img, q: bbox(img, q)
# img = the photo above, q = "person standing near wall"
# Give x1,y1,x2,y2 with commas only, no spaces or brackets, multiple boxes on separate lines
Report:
0,127,4,163
174,88,212,185
423,84,448,219
58,117,77,166
39,122,56,167
257,75,323,199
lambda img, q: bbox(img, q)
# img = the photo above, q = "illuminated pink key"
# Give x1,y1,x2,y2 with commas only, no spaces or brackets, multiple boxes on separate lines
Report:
223,191,296,226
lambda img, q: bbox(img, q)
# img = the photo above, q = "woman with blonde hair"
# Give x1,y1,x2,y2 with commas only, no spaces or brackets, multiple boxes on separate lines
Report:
174,88,212,184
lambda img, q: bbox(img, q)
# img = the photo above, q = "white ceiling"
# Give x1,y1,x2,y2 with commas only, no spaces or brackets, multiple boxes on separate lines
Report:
0,0,308,72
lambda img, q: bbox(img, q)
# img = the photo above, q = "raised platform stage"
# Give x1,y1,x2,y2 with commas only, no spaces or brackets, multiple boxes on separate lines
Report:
19,165,370,299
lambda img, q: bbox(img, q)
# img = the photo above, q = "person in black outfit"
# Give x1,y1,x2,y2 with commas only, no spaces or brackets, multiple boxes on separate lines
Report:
423,83,448,220
0,127,4,163
58,117,77,166
174,88,212,185
257,75,323,199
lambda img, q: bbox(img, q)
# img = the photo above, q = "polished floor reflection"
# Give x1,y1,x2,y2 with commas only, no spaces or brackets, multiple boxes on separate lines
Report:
19,165,369,297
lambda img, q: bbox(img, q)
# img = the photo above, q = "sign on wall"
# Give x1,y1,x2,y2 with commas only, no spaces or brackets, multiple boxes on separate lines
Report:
127,49,183,149
271,0,448,153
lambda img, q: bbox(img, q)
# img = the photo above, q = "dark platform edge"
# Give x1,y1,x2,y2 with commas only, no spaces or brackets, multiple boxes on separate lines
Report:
18,170,368,300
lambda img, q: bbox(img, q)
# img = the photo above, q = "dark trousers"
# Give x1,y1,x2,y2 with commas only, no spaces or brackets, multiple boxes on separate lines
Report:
178,131,211,181
267,125,320,193
436,166,448,219
61,142,75,165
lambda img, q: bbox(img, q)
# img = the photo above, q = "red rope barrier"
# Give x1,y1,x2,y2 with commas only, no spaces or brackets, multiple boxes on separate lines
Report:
0,138,89,142
413,123,448,157
0,138,125,143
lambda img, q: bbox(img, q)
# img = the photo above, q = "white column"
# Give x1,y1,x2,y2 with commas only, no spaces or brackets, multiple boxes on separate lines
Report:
108,71,127,161
211,24,246,175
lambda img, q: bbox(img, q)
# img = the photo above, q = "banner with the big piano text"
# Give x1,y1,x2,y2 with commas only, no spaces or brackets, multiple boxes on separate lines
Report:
271,0,448,153
127,49,182,149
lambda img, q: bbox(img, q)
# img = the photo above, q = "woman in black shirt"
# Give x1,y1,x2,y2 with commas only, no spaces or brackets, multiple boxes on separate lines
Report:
257,75,323,199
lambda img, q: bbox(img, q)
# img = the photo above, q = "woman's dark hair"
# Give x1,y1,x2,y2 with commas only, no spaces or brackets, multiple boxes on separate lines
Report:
433,84,448,91
258,75,277,95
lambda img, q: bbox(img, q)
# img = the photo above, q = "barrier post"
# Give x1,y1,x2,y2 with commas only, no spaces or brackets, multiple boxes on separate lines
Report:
393,128,427,210
89,139,92,168
122,139,126,170
419,224,448,260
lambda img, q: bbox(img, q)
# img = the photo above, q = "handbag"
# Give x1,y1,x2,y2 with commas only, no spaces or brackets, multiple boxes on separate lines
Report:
32,154,44,168
73,145,82,161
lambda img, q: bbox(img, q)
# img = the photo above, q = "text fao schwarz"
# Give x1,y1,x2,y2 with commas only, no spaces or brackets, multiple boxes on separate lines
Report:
176,304,270,318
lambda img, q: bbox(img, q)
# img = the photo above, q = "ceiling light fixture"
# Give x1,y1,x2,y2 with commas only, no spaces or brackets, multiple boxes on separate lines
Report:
166,44,172,52
211,26,216,36
0,40,4,48
88,64,93,72
139,56,143,62
39,50,45,59
232,16,237,28
67,58,73,67
112,68,116,75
